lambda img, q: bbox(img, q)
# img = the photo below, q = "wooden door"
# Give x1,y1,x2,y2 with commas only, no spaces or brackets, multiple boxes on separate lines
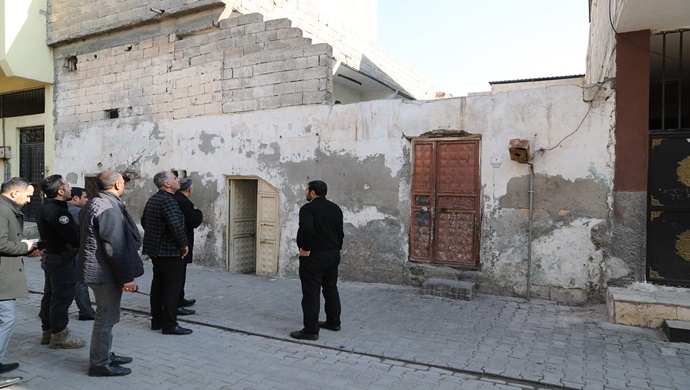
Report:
410,140,481,268
228,179,257,273
256,180,278,276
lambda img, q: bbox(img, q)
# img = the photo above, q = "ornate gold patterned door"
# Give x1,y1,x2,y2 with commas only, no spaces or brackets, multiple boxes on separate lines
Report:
647,133,690,285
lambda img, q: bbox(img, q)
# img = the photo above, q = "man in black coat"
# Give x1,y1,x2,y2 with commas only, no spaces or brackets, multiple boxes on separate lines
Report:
173,178,203,314
78,171,144,377
290,180,344,341
142,171,190,335
36,174,85,349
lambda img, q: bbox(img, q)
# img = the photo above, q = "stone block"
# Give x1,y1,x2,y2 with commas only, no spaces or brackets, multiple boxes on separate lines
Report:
203,103,222,115
304,43,332,56
245,22,266,34
420,279,476,300
256,30,278,42
258,96,281,110
303,67,329,80
280,93,303,107
252,85,274,98
242,99,258,111
222,101,244,113
265,18,291,30
303,91,327,105
256,73,282,86
276,28,302,40
219,16,239,30
238,13,264,26
293,79,319,93
281,69,304,83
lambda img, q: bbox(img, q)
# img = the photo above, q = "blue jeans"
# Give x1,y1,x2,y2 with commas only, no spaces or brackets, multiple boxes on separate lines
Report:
0,300,17,360
88,283,122,367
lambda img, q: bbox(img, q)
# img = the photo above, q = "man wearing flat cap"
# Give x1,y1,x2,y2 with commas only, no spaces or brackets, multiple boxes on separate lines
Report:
173,178,203,314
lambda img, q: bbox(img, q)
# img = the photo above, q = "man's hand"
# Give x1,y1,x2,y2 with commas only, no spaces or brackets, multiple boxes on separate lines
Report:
22,240,36,253
122,281,137,293
26,249,42,257
299,248,310,257
181,246,189,259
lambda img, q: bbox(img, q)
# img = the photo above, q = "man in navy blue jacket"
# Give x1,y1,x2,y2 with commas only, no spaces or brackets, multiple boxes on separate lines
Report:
142,171,190,335
291,180,344,341
79,171,143,377
36,174,85,350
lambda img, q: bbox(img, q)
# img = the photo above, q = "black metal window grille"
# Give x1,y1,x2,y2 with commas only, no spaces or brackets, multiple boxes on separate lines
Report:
650,30,689,131
0,89,45,118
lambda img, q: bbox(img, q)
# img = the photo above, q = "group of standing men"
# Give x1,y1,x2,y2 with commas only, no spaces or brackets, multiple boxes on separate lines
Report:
0,174,344,386
0,170,203,386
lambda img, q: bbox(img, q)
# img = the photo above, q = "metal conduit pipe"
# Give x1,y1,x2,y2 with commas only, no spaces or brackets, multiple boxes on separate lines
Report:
526,162,535,301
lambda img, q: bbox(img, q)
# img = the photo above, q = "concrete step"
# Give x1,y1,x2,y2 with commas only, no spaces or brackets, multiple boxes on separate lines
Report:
662,320,690,343
420,278,476,300
607,284,690,328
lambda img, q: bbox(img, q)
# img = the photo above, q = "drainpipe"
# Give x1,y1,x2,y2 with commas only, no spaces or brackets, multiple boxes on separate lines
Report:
526,162,534,301
508,139,535,300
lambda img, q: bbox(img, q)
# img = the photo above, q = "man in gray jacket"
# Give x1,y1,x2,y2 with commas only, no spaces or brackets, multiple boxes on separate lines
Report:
78,171,144,377
0,178,40,388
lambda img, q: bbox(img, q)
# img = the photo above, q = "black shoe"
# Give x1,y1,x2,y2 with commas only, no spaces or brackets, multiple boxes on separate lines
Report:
177,307,195,316
151,321,162,331
0,363,18,374
179,298,196,307
88,363,132,377
78,314,95,321
110,353,133,365
0,376,22,388
318,321,341,331
289,330,318,340
162,326,193,335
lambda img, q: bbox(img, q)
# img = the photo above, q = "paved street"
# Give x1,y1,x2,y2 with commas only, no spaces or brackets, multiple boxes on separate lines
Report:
2,259,689,389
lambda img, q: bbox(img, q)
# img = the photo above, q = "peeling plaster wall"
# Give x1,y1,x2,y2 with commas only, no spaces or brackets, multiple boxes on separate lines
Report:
54,78,616,303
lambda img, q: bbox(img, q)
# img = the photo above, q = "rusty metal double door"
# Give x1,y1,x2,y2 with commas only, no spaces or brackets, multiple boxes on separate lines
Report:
409,139,481,268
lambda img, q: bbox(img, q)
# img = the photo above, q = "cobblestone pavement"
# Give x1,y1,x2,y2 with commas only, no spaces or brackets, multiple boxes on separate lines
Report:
3,259,689,389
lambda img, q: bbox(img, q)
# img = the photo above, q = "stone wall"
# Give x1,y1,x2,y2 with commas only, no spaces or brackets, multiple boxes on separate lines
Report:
54,11,331,126
47,0,437,99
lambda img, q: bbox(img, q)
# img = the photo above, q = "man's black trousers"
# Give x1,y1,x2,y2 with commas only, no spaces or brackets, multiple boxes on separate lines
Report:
150,256,184,331
39,254,77,333
298,247,341,334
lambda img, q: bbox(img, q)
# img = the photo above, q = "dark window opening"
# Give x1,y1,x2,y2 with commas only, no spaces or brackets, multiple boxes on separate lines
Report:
106,109,119,119
84,176,99,200
0,89,45,118
65,56,78,71
649,30,690,131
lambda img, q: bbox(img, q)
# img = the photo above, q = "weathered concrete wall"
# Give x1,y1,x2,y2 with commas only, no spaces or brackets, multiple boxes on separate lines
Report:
608,192,646,285
54,76,616,303
586,0,617,85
